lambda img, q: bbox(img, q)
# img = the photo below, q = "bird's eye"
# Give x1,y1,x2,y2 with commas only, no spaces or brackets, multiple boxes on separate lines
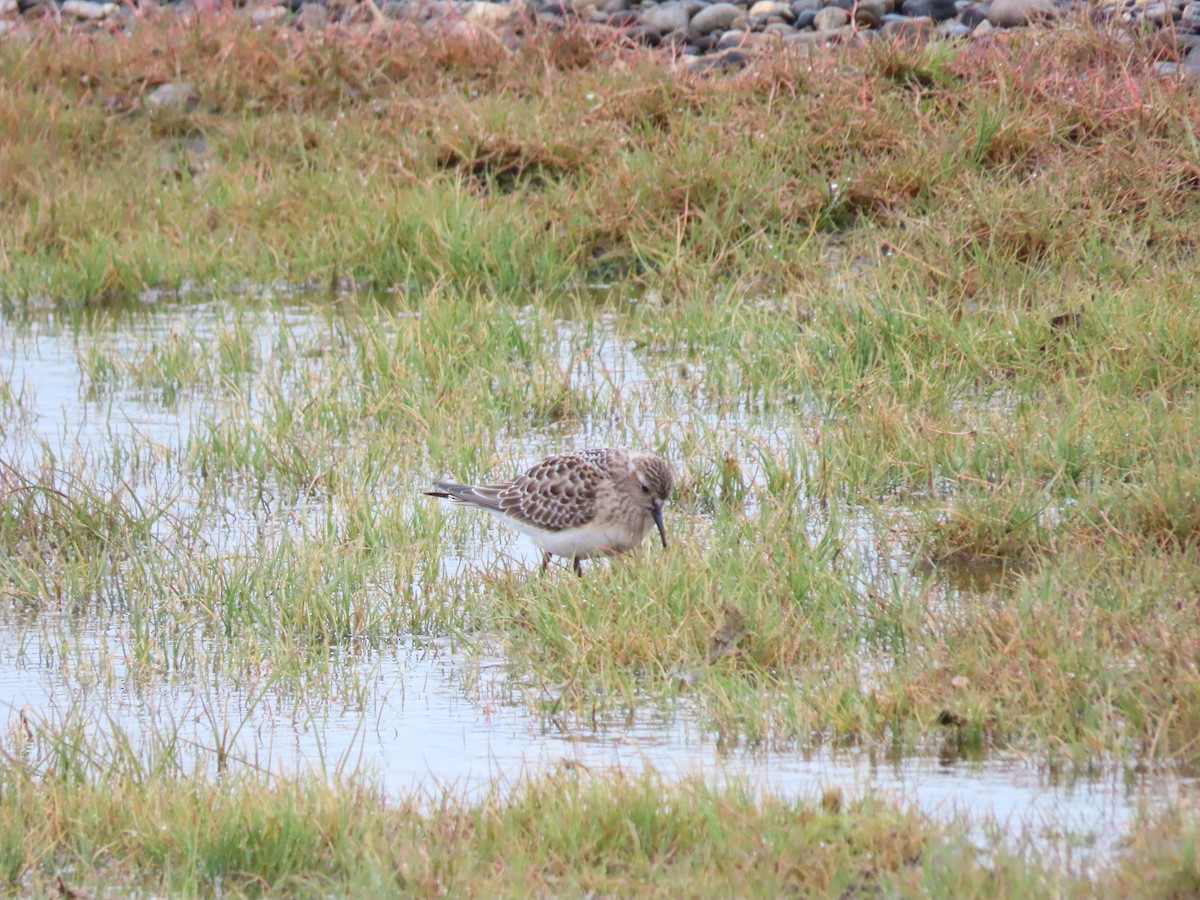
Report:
641,483,650,494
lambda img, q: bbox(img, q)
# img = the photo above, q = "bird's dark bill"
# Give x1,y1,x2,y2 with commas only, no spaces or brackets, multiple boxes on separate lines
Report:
652,501,667,548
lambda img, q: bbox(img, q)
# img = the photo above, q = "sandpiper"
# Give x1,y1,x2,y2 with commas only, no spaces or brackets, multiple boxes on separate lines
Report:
425,448,673,575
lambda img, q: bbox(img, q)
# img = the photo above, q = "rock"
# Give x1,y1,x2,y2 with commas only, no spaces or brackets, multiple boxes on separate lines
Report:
900,0,955,17
794,7,817,24
790,0,820,10
959,1,989,24
880,13,932,35
20,1,56,17
973,16,994,34
0,0,15,14
160,133,216,179
61,0,117,18
936,17,971,34
146,82,198,112
1187,43,1200,71
689,1,742,32
716,26,746,46
813,5,849,27
1142,1,1177,23
784,26,824,43
763,19,794,32
853,0,885,25
1182,1,1200,29
687,46,750,69
249,3,288,24
638,0,689,31
295,1,328,27
986,0,1055,25
605,8,639,23
382,0,417,18
462,1,516,24
622,22,662,42
660,25,689,46
749,0,792,16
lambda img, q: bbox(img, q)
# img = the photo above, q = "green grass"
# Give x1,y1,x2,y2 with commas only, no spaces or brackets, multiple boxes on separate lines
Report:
0,735,1081,898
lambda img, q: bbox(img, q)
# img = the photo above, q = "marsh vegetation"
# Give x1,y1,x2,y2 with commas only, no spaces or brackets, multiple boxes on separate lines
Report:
2,14,1200,897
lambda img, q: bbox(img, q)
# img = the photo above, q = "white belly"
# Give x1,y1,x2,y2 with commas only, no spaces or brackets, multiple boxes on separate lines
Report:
494,514,647,559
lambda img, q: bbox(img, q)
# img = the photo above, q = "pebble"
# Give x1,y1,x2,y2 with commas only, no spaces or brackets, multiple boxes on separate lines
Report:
8,0,1196,69
880,13,932,35
686,46,749,69
160,133,216,179
688,1,741,33
249,3,288,24
853,0,886,26
61,0,116,16
638,0,689,32
1141,1,1175,23
936,16,970,33
295,1,328,26
21,1,57,17
986,0,1056,26
901,0,956,18
812,4,849,28
462,0,516,24
748,0,790,17
958,2,988,25
146,81,198,111
715,27,746,47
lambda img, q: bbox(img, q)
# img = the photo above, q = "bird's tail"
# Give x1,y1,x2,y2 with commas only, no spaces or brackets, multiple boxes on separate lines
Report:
424,481,506,513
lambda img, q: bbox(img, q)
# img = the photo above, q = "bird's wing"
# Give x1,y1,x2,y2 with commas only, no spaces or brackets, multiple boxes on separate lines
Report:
496,453,602,532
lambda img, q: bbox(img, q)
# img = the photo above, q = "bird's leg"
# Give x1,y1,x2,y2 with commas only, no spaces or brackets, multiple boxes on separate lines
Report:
541,551,551,574
573,557,583,577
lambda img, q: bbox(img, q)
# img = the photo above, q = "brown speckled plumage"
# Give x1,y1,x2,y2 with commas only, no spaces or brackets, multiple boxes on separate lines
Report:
425,448,674,575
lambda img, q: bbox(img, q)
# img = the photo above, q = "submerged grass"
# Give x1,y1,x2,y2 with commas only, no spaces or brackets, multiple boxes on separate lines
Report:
3,12,1200,895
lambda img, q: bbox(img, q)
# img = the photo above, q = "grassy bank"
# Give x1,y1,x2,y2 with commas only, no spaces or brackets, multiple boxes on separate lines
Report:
2,17,1197,305
2,721,1198,899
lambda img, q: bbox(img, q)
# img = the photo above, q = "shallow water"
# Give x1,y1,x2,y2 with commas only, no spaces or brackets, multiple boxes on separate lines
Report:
0,618,1187,873
0,297,1194,871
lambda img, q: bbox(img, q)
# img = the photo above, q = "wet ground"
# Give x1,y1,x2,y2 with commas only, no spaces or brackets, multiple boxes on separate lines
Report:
1,294,1194,872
